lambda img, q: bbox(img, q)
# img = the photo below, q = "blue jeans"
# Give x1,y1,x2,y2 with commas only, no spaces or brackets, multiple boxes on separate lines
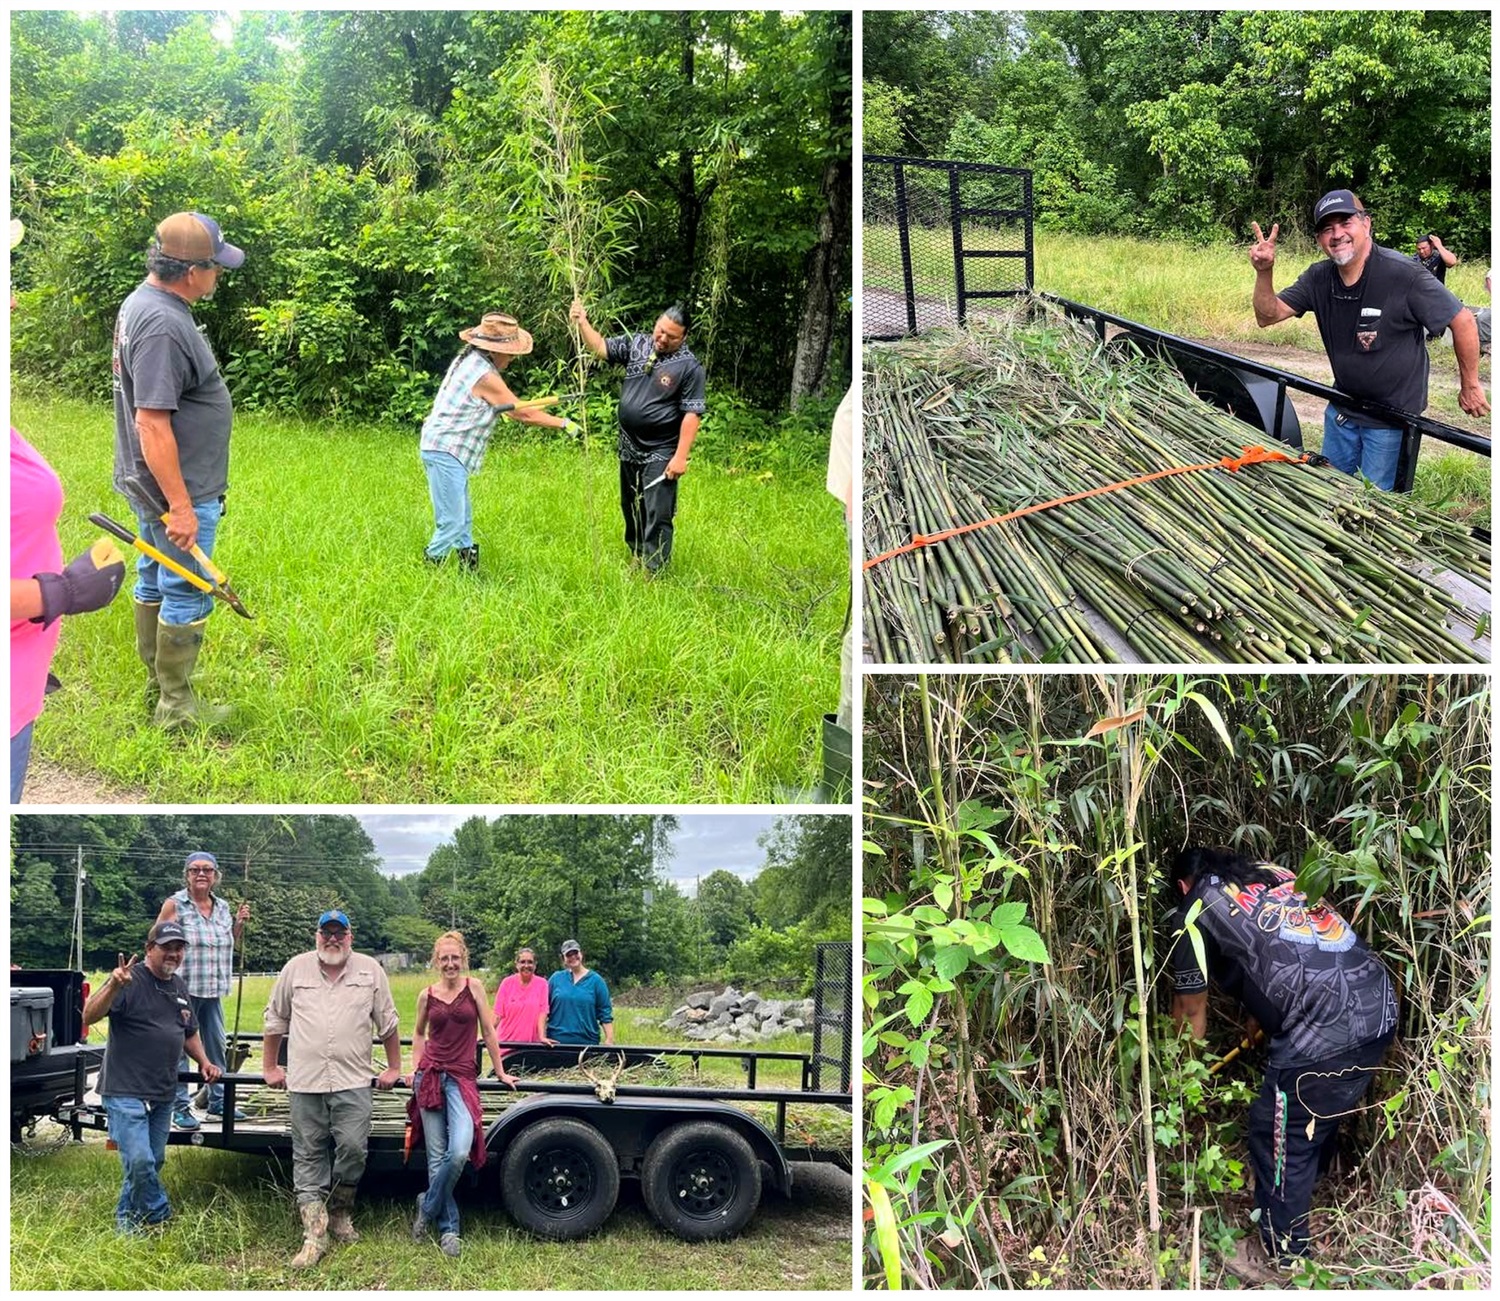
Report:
421,450,474,558
176,996,227,1111
132,498,223,624
1321,408,1402,491
417,1070,475,1237
11,723,35,802
104,1095,174,1232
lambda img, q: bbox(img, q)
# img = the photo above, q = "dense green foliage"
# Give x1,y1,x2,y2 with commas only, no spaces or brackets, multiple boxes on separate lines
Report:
863,674,1490,1288
865,11,1491,248
11,813,400,969
10,814,851,987
410,812,851,985
11,10,851,421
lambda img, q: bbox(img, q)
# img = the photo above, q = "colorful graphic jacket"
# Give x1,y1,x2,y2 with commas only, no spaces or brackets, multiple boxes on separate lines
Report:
1166,864,1397,1068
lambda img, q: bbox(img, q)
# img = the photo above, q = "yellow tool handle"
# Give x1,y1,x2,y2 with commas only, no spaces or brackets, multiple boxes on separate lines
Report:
512,394,559,410
88,513,214,593
160,513,229,585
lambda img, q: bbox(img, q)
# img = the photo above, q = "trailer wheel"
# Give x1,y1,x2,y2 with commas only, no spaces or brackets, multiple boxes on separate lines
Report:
499,1117,619,1240
641,1121,762,1241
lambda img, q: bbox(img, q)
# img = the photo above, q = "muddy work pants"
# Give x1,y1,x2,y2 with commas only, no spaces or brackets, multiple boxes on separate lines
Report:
1247,1034,1391,1262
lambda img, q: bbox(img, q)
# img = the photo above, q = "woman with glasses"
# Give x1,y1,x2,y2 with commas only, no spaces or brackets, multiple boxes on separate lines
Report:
408,931,515,1258
155,851,249,1128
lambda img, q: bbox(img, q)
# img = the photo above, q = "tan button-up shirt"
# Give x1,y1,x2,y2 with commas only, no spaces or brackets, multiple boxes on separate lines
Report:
264,951,400,1094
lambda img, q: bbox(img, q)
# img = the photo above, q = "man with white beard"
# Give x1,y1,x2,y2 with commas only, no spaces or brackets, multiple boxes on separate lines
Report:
263,910,402,1268
1248,188,1488,490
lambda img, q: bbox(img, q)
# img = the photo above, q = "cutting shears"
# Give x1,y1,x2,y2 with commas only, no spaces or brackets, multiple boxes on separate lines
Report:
88,512,255,619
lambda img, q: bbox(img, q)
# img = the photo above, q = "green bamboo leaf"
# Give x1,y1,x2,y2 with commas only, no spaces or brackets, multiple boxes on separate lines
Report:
1184,691,1234,754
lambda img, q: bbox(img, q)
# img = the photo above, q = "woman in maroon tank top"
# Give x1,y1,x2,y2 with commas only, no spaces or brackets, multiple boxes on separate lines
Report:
407,931,514,1256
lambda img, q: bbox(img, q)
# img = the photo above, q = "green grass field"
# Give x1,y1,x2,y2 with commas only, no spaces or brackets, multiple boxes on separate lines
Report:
13,976,852,1289
866,224,1491,347
17,396,846,802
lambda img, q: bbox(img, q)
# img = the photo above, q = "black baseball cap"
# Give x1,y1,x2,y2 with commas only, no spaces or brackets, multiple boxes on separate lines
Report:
1313,190,1363,231
148,920,188,947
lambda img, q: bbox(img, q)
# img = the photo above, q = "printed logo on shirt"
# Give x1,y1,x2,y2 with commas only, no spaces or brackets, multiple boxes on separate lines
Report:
655,369,678,392
1360,308,1382,317
1356,330,1379,351
1220,872,1356,952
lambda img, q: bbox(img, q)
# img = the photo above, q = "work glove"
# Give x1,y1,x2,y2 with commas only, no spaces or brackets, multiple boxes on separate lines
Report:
563,419,581,437
32,537,127,627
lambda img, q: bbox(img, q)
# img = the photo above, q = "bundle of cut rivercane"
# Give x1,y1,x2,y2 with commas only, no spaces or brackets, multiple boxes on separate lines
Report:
864,308,1490,664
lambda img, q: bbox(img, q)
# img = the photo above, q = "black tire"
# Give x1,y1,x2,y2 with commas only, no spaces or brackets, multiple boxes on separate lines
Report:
641,1121,762,1241
499,1116,620,1240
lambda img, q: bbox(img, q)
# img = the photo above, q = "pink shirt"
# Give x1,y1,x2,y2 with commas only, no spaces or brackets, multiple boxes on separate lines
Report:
494,972,550,1058
11,429,64,738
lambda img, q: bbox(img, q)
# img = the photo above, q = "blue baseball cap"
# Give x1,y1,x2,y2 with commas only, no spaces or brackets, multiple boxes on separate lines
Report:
317,910,350,930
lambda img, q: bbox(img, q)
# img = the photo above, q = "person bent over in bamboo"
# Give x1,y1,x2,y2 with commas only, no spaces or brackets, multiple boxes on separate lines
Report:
408,931,516,1257
83,921,222,1234
419,312,577,570
1164,847,1397,1284
570,299,706,573
262,910,403,1269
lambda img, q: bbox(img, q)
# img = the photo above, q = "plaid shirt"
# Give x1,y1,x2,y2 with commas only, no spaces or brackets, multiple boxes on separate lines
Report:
172,888,235,999
419,350,503,474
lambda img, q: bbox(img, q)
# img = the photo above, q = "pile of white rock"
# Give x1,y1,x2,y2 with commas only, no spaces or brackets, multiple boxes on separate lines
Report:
661,986,817,1043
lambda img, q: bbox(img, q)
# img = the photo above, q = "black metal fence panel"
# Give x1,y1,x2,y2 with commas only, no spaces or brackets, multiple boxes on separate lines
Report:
811,939,852,1093
863,155,1033,340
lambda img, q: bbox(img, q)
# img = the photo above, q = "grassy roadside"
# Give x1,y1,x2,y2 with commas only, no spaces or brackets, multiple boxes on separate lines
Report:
10,1143,851,1290
867,225,1490,348
17,396,846,803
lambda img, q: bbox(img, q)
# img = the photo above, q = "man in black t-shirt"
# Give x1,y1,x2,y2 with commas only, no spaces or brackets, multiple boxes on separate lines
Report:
570,298,708,573
1249,190,1488,491
83,920,221,1233
1164,847,1397,1282
1412,234,1457,286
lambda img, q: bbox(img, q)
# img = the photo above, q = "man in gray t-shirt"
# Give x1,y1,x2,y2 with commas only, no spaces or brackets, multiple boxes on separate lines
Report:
112,211,244,728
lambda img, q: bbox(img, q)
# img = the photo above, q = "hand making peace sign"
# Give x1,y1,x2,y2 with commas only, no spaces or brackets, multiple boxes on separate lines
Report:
111,953,139,986
1249,222,1279,272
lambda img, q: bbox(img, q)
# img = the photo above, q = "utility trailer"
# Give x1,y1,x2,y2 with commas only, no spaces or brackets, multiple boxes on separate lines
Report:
9,969,105,1142
863,153,1491,501
34,943,854,1243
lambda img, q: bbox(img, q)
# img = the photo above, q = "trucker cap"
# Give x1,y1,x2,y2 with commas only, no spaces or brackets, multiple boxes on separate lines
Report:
317,909,351,930
153,211,245,269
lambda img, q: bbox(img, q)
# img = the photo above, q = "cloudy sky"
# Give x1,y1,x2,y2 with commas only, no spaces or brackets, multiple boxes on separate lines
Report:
358,811,805,891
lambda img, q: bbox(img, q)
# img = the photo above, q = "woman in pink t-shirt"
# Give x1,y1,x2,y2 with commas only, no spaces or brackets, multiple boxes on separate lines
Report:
9,429,125,800
493,946,551,1063
9,220,126,800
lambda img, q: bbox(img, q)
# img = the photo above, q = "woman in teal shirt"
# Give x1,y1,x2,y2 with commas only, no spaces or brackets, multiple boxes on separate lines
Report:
541,939,615,1046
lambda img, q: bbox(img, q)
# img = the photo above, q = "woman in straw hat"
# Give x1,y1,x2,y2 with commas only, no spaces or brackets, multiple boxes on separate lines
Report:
418,312,576,569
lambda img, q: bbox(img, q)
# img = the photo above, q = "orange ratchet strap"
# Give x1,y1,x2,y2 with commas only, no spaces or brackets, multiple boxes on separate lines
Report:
863,444,1310,570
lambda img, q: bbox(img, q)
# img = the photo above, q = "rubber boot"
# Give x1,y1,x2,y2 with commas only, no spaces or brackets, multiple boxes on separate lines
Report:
457,543,480,571
154,618,231,730
290,1200,329,1269
326,1182,360,1244
820,712,852,801
133,601,161,714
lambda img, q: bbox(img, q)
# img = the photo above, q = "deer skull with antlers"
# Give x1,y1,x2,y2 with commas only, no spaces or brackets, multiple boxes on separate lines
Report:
578,1049,626,1103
